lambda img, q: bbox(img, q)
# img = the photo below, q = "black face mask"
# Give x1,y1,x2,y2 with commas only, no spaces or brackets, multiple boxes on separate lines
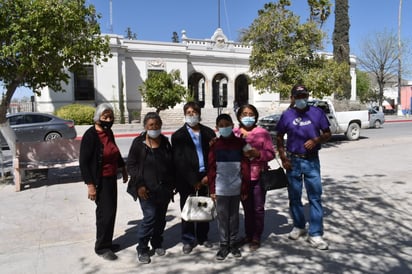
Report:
99,120,113,130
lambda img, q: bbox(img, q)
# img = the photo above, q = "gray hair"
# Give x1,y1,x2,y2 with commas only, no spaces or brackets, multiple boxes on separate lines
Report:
93,103,114,123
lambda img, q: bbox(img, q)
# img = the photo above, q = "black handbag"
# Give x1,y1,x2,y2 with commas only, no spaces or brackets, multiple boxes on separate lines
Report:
259,159,289,191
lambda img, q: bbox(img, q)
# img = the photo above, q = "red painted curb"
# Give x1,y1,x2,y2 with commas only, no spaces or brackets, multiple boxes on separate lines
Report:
385,119,412,123
76,130,176,140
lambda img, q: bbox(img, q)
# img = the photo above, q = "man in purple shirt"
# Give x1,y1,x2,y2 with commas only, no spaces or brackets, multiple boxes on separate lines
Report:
275,84,331,250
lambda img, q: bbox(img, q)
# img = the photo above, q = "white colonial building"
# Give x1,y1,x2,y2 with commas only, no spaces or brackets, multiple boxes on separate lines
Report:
35,28,357,126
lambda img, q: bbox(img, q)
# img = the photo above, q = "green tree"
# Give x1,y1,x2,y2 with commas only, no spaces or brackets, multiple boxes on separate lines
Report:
242,0,347,98
333,0,351,99
308,0,332,27
356,69,374,103
139,70,188,113
125,27,137,40
0,0,110,152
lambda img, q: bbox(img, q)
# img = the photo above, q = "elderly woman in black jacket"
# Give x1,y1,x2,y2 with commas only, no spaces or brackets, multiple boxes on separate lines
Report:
127,112,175,264
79,103,128,261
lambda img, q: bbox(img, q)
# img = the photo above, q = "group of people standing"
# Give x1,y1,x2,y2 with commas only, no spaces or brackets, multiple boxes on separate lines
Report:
79,84,331,264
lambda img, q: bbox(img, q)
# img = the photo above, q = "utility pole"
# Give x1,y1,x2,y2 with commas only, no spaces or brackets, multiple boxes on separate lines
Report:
218,0,221,28
109,0,113,33
397,0,402,115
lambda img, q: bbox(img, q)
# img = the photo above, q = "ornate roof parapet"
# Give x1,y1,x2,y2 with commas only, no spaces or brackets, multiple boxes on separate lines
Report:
181,29,251,51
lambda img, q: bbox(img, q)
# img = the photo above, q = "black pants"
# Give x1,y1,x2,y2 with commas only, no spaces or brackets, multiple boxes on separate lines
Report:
94,176,118,254
179,185,210,245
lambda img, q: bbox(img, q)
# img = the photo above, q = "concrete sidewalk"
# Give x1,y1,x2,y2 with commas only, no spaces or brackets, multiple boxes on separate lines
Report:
0,130,411,273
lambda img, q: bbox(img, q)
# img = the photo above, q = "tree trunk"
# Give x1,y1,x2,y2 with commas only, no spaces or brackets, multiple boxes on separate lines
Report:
0,83,19,169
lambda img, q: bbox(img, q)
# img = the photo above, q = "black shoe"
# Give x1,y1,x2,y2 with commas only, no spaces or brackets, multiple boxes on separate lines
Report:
138,252,151,264
182,244,194,254
154,247,166,256
199,241,213,248
230,247,242,257
99,250,118,261
216,246,229,260
110,244,121,252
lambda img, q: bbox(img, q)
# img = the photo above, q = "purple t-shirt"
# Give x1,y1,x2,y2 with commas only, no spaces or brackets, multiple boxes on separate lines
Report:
275,106,330,154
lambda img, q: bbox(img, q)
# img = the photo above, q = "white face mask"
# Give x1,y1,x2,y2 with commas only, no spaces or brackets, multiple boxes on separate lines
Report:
185,115,200,127
147,129,161,139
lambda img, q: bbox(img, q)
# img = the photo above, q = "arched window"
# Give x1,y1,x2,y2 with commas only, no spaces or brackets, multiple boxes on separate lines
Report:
212,74,228,108
235,74,249,107
188,72,206,107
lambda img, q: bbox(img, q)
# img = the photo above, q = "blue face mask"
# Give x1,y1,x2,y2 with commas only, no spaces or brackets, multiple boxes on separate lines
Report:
147,129,161,139
218,126,233,137
295,99,308,110
241,116,256,127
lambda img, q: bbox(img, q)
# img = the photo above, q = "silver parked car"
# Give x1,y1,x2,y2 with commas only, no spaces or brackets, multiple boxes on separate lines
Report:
369,108,385,128
0,112,77,148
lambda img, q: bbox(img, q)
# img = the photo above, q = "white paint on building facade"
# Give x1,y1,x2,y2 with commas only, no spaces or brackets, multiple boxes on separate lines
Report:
35,29,357,126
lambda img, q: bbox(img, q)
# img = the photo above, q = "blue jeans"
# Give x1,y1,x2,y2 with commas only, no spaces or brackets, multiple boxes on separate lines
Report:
137,192,170,252
287,156,324,237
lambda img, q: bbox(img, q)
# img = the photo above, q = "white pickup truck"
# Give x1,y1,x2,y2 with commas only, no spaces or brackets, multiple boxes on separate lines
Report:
258,99,370,141
307,100,369,140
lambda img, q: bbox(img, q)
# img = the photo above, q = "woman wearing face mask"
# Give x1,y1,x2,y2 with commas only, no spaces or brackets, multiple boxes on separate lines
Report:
233,104,276,251
79,103,128,261
171,102,216,254
127,112,175,264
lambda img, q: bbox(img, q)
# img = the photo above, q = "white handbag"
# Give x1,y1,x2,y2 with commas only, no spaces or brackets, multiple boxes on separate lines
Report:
181,192,217,222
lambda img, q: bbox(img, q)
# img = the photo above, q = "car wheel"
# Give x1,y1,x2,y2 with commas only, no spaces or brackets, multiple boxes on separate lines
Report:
44,132,62,141
374,120,382,128
346,123,360,141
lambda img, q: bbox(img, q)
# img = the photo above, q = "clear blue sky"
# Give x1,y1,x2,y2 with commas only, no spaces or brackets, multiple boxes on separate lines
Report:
87,0,411,56
12,0,412,99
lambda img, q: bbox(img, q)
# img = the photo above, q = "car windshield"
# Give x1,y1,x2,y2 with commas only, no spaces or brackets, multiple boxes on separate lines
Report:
308,101,331,114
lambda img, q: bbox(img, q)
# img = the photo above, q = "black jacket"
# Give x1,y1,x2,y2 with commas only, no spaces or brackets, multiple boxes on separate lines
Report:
127,132,175,200
171,123,216,193
79,126,125,187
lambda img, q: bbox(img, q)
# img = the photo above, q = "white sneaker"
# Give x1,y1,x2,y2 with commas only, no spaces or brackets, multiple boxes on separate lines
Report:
307,236,328,250
288,227,306,240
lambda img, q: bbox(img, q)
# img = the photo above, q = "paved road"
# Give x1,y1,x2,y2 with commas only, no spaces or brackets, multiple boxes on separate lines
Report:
0,118,411,273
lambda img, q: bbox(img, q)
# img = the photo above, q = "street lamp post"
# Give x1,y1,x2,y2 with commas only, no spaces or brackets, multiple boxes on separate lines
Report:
397,0,403,115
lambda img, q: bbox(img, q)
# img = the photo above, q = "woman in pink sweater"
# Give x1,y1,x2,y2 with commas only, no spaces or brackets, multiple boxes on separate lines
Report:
233,104,276,251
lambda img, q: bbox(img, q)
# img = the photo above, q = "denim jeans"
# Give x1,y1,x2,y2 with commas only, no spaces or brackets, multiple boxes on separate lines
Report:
287,156,324,237
137,192,170,252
